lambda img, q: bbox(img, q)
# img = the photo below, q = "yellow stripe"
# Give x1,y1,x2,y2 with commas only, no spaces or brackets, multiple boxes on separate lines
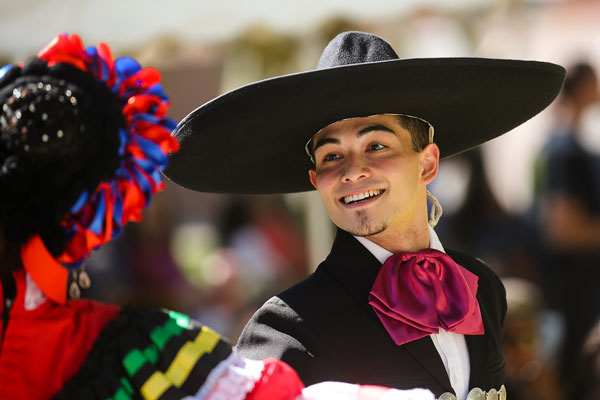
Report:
165,326,221,387
140,371,172,400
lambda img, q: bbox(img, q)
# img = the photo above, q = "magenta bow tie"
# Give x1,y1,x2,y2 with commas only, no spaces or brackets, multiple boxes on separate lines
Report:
368,248,484,346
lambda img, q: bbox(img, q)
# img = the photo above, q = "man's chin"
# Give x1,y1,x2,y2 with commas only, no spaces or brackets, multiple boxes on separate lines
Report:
331,209,387,237
344,224,387,238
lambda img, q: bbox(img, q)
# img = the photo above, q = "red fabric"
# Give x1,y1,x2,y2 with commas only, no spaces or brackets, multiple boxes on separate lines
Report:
37,34,89,70
21,234,69,305
245,358,305,400
369,248,484,346
0,269,119,400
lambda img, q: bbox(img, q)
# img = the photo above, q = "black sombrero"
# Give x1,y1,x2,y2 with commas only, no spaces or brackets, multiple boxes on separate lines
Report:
165,31,565,194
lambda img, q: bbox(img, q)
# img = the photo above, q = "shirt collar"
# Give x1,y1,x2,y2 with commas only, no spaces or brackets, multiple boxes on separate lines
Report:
353,225,445,264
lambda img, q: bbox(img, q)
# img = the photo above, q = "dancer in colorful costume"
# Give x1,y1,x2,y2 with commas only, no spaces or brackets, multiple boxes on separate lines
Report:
0,34,435,400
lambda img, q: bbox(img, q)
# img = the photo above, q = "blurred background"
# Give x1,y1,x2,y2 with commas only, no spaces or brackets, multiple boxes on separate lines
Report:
2,0,600,399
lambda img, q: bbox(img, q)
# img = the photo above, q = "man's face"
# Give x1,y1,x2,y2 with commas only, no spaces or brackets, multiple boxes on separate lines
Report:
308,115,438,241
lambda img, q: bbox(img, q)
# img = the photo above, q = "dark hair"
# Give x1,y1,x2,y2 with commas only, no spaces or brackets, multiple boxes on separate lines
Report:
562,62,597,100
0,58,122,256
395,115,431,153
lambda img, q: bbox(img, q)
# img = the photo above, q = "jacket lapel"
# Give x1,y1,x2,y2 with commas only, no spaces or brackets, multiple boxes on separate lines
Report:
324,229,454,393
464,281,491,390
447,249,498,390
402,336,454,393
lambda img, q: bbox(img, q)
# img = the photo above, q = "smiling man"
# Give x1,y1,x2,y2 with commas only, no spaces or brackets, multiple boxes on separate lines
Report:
165,31,565,399
307,115,437,252
237,112,490,399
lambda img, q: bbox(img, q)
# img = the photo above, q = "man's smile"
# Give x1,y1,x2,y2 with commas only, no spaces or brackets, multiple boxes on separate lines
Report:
339,189,385,207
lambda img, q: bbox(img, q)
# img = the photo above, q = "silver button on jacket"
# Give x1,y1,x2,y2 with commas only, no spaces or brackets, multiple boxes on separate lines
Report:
439,385,506,400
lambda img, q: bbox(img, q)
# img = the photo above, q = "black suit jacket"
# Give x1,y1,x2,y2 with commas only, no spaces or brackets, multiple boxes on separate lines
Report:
237,229,507,397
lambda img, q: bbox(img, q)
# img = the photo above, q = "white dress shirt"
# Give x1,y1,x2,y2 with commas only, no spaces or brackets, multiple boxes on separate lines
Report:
354,226,470,400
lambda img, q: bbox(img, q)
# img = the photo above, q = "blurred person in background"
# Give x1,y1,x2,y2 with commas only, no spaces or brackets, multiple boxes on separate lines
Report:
534,61,600,398
218,197,308,340
433,148,537,281
219,197,308,290
161,195,308,340
570,319,600,400
502,278,564,400
0,33,437,400
165,30,565,399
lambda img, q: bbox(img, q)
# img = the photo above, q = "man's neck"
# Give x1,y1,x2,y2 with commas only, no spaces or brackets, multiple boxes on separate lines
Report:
362,220,430,254
355,225,445,264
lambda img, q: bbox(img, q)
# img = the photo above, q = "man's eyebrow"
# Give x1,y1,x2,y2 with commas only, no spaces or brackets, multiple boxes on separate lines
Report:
357,124,396,137
313,137,340,153
312,124,395,153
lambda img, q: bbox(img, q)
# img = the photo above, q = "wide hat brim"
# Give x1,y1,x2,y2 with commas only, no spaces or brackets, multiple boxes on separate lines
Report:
165,57,565,194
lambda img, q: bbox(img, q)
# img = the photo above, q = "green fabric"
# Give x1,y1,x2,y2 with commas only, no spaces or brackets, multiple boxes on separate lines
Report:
168,310,190,329
112,387,132,400
116,313,186,399
143,344,159,365
150,317,184,350
120,377,134,395
123,349,146,377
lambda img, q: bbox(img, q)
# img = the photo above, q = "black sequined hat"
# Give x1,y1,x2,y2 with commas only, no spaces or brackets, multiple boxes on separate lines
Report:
165,31,566,194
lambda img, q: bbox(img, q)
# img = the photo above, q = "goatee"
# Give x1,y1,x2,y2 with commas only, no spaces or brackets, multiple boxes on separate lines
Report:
349,210,386,237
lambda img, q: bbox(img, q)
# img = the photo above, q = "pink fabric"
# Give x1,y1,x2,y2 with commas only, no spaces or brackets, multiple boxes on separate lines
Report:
368,248,484,346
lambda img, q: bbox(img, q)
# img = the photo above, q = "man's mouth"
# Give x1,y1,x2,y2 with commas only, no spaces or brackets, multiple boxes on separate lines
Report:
341,189,384,205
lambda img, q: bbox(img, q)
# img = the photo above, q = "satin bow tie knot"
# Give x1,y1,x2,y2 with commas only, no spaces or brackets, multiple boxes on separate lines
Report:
369,248,484,346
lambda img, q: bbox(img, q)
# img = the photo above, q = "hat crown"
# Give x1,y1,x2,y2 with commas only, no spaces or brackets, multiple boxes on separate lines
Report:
317,31,399,69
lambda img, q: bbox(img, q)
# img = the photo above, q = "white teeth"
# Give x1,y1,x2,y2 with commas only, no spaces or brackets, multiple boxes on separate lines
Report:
343,189,382,204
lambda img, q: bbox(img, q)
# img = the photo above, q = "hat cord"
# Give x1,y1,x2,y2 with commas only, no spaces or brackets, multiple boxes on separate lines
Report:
427,190,443,228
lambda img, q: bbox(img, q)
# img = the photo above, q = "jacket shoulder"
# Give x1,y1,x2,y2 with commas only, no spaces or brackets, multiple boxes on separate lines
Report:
447,248,507,327
447,249,504,290
237,270,341,384
237,294,315,357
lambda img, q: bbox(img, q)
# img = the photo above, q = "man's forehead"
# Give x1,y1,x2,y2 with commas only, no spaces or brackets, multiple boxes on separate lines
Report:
304,113,431,163
313,115,403,142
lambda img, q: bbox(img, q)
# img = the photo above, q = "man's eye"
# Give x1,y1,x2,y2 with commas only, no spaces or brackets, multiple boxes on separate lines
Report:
323,153,341,162
368,143,386,151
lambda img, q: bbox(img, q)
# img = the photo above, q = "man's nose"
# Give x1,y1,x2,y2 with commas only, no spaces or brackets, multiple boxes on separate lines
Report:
341,155,370,183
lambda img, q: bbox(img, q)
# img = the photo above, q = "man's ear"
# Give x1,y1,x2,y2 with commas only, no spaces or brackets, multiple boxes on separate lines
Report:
308,169,318,189
420,143,440,185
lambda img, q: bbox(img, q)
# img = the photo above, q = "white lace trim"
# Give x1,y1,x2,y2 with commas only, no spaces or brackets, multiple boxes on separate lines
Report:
380,388,436,400
184,349,264,400
298,382,435,400
299,382,359,399
24,272,48,311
